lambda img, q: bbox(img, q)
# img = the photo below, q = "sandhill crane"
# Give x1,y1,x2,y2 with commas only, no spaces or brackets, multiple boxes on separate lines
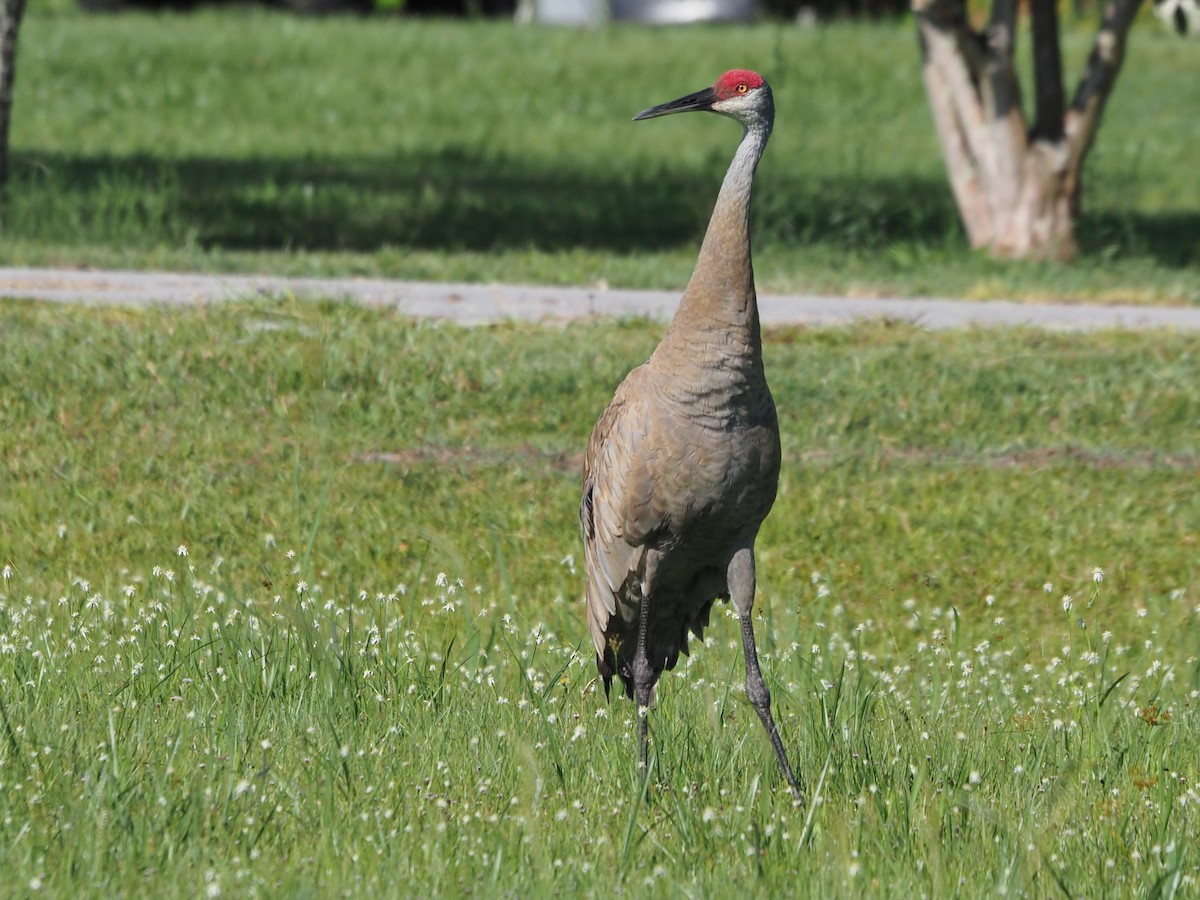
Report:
580,70,802,801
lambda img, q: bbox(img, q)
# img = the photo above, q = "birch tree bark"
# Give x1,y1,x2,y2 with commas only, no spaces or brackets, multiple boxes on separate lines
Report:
0,0,26,190
914,0,1143,260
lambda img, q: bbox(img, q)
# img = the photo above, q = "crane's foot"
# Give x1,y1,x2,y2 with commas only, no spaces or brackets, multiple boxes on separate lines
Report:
637,703,651,771
752,703,805,805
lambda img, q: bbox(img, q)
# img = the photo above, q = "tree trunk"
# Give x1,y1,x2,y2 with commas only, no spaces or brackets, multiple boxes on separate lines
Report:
914,0,1142,261
0,0,27,190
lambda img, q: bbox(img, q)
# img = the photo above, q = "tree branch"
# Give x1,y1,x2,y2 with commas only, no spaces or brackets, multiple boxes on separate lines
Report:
1070,0,1142,116
914,0,1032,246
1030,0,1065,141
988,0,1017,42
913,0,989,82
1063,0,1143,210
0,0,27,189
929,0,1025,225
983,0,1020,127
915,14,994,246
978,22,1019,124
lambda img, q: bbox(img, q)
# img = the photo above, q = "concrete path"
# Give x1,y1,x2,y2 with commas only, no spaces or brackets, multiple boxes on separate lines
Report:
2,266,1198,331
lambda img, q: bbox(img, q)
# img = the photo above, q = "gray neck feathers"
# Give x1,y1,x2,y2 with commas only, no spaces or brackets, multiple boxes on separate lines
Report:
665,110,772,348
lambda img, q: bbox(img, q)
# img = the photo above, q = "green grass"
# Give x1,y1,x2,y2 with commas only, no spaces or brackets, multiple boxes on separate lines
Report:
4,9,1199,301
1,300,1198,895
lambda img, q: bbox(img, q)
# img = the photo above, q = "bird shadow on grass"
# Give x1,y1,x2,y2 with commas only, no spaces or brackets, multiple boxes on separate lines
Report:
8,149,1199,269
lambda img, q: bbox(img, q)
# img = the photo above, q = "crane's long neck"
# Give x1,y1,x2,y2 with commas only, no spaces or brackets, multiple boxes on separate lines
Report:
664,117,771,351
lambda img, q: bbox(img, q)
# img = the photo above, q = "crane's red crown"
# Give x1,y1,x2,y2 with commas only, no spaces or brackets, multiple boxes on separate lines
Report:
714,69,765,100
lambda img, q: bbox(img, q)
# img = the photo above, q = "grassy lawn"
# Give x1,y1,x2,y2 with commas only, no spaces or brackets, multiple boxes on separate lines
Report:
4,9,1198,301
1,300,1198,895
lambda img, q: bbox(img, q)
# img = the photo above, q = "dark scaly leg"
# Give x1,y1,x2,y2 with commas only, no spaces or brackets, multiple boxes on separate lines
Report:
728,545,804,803
739,612,803,802
631,587,655,770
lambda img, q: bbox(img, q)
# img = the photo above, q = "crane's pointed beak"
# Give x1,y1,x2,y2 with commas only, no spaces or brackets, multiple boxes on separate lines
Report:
633,86,718,121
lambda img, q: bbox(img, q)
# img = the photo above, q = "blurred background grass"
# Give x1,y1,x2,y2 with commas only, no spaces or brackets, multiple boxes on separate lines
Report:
4,7,1198,300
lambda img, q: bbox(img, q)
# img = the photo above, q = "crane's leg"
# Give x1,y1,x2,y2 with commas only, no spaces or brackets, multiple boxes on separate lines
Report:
739,613,803,802
631,588,655,770
728,547,804,803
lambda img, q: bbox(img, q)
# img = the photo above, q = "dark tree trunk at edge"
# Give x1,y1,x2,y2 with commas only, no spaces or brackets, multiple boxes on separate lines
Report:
914,0,1142,261
0,0,27,190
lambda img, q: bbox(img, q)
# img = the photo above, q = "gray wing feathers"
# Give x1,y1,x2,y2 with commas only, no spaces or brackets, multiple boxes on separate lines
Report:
580,368,656,658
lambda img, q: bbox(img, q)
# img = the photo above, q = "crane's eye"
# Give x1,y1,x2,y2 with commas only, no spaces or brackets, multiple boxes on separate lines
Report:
737,83,749,94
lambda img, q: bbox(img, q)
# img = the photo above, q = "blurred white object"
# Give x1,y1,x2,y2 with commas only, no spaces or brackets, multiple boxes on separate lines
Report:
517,0,606,24
610,0,757,23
